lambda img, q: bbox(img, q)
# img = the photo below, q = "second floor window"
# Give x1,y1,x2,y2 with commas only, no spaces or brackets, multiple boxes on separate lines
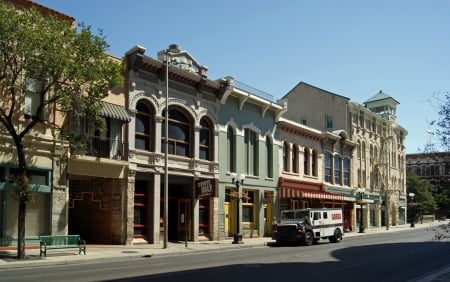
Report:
311,150,317,176
199,118,212,160
283,142,289,172
343,158,350,186
324,152,332,183
304,148,310,175
266,136,273,178
244,129,258,176
292,145,298,173
227,126,236,172
334,155,342,184
162,109,191,157
24,77,44,120
135,102,152,150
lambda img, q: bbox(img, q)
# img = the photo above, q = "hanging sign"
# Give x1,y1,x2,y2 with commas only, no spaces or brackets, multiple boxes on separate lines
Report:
195,178,218,198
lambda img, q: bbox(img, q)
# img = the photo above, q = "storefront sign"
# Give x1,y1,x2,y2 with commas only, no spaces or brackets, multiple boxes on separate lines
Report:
195,178,218,198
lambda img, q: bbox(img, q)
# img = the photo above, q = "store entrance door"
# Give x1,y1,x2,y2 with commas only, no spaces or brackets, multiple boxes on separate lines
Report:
178,199,191,241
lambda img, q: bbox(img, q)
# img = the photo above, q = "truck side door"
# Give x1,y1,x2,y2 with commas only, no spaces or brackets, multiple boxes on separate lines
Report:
311,211,323,237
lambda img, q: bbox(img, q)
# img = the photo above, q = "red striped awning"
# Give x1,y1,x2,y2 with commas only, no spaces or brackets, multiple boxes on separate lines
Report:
280,187,344,201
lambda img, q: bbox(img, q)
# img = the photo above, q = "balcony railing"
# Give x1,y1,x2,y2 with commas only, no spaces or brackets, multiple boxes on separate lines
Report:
71,135,127,160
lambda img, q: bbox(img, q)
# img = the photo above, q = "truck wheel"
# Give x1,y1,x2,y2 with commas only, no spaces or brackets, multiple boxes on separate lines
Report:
329,229,342,243
304,231,314,246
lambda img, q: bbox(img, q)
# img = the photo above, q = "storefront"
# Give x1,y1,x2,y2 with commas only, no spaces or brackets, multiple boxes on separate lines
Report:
278,177,345,212
195,178,218,239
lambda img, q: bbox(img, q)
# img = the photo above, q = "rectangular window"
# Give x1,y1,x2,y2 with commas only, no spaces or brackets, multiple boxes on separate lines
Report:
334,156,341,185
326,115,333,129
227,127,236,172
24,78,44,120
9,168,49,186
29,171,48,186
266,138,273,178
242,206,254,222
343,158,350,186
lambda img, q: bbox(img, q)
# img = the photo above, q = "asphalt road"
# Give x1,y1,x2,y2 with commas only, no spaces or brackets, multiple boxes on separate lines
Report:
0,227,448,282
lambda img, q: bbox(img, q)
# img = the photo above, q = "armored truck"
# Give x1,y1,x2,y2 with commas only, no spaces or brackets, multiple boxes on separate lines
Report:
273,208,343,246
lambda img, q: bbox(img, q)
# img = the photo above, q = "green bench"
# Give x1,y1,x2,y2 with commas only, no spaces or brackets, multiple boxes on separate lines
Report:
39,235,86,257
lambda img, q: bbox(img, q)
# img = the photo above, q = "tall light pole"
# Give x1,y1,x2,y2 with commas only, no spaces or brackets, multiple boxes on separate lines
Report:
230,172,245,244
355,188,365,233
163,44,180,249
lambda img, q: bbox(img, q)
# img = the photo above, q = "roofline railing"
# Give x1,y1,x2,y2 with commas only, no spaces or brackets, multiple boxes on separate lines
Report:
234,80,274,102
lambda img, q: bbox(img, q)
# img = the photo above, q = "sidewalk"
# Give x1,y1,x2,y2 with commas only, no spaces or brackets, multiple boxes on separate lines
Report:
0,220,448,270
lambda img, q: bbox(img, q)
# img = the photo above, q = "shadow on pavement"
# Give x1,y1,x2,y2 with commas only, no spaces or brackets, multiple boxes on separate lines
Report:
102,240,450,282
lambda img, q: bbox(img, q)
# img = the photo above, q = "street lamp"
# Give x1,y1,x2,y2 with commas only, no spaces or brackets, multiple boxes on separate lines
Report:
355,188,365,233
409,192,416,228
230,172,245,244
163,44,180,249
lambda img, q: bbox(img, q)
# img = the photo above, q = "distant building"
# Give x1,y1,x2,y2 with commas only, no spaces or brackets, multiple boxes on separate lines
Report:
406,151,450,218
281,82,408,230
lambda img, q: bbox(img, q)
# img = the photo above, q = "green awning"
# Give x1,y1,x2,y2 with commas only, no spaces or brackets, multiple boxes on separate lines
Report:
100,101,131,122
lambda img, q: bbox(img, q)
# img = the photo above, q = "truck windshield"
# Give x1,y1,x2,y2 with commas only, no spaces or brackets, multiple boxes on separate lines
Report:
295,211,308,219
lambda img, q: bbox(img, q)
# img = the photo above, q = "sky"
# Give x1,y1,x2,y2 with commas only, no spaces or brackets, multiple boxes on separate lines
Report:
34,0,450,154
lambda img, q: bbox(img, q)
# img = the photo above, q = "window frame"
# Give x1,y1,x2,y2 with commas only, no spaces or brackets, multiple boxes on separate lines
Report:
135,101,153,151
244,129,259,176
324,152,332,183
227,126,236,173
199,117,212,161
162,108,192,157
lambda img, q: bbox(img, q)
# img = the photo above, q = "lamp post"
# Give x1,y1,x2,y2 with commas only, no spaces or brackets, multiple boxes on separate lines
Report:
409,192,416,228
163,44,180,249
355,188,365,233
230,172,245,244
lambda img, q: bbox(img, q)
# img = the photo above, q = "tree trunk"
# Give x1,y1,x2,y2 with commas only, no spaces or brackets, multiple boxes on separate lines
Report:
17,200,26,260
15,140,28,260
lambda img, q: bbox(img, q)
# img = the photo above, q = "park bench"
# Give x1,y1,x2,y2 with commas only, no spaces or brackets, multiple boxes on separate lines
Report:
39,235,86,257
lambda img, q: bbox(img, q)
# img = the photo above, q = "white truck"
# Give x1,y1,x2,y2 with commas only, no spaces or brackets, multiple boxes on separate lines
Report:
273,208,343,246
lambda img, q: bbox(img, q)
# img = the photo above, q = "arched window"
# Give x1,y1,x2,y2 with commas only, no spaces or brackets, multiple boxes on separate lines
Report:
292,144,298,173
311,149,317,176
244,128,258,176
199,117,212,160
135,101,153,150
266,136,273,178
162,108,191,157
283,142,289,172
227,126,236,172
324,152,332,183
304,147,310,175
357,140,361,159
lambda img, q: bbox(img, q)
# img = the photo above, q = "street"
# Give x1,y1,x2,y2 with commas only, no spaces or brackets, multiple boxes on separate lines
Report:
0,227,449,282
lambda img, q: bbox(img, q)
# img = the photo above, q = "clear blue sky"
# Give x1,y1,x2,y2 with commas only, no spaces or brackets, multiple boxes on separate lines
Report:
35,0,450,154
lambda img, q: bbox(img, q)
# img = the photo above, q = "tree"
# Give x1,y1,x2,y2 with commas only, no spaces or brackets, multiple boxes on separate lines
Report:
431,91,450,151
0,1,122,259
406,172,437,219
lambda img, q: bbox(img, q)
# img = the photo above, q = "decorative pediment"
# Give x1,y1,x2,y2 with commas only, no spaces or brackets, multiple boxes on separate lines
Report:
157,44,208,77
